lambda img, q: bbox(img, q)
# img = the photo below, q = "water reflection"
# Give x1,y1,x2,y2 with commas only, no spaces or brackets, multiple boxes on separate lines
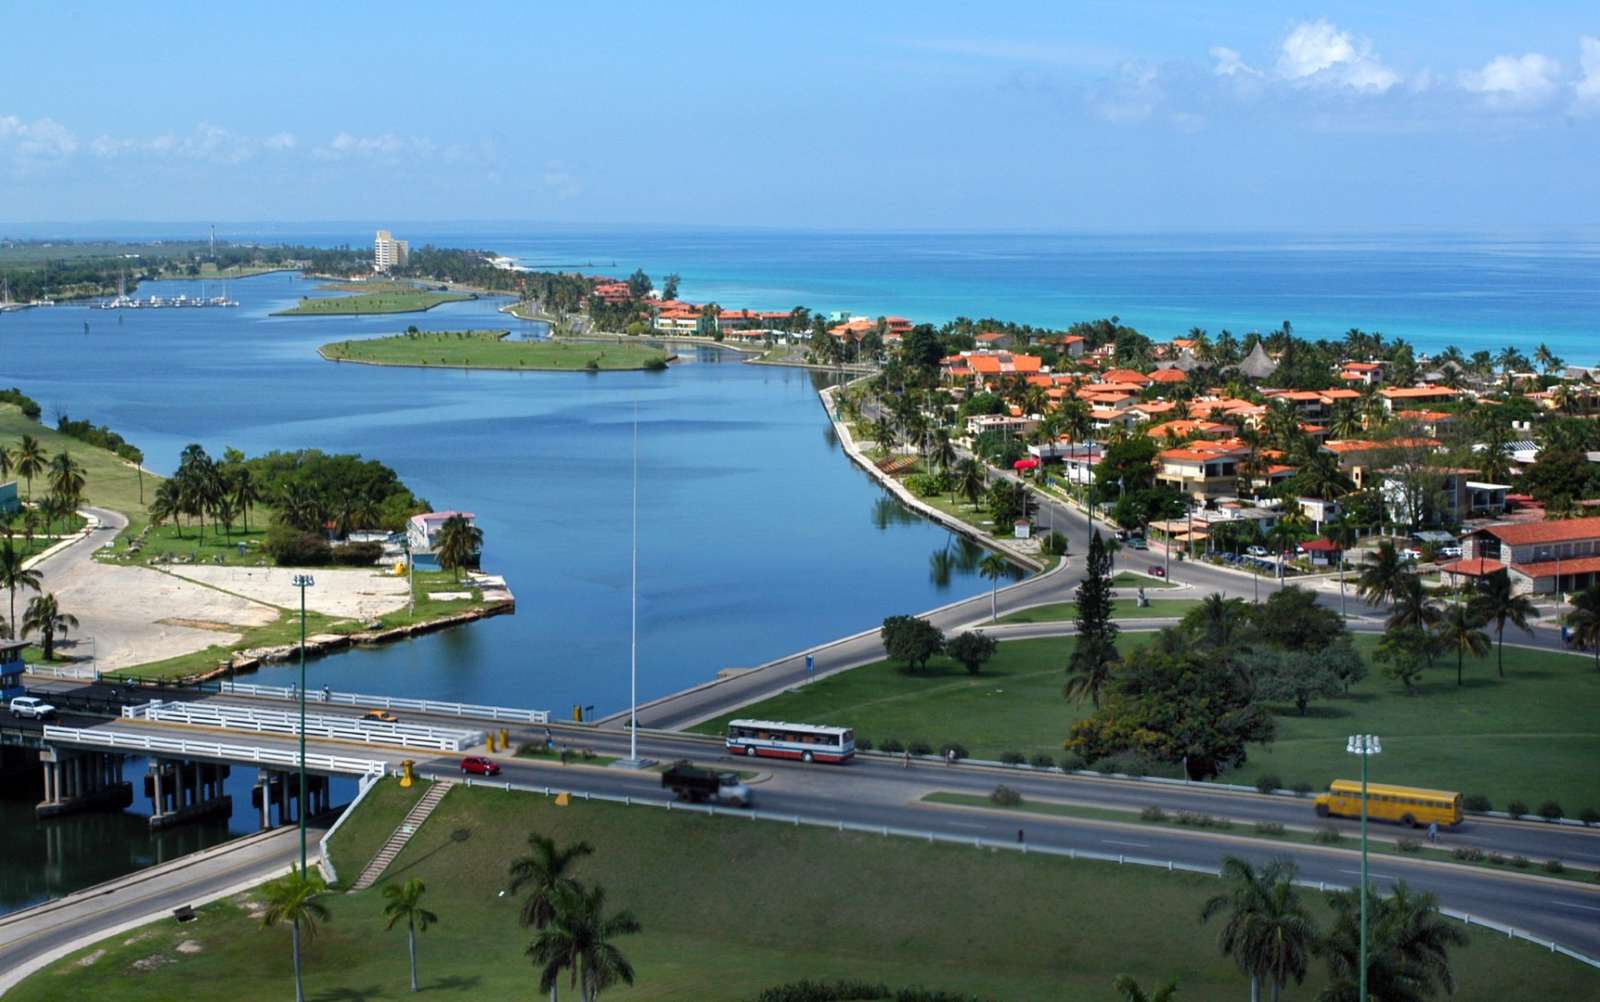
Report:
822,424,839,451
871,494,924,531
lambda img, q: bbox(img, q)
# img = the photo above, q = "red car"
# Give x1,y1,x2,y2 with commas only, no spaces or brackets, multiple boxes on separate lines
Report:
1148,566,1167,578
460,756,501,776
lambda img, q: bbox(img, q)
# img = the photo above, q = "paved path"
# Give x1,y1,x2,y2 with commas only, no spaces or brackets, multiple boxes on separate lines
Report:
0,823,324,995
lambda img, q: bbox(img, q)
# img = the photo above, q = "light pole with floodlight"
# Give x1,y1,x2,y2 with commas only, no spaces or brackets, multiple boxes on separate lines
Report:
293,573,315,872
1346,733,1381,1002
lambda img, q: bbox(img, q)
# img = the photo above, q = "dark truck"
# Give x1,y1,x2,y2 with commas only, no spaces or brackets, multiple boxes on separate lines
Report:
661,760,752,807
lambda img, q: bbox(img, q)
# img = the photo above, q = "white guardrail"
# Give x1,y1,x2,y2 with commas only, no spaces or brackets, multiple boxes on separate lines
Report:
43,725,388,775
220,681,548,724
124,701,481,753
24,664,98,681
318,767,385,886
420,770,1600,973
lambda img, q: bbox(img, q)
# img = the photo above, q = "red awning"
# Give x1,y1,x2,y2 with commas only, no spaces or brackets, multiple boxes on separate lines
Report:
1300,537,1341,552
1013,458,1040,470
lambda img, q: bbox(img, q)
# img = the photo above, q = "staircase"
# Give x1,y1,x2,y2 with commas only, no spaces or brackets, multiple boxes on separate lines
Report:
349,779,455,892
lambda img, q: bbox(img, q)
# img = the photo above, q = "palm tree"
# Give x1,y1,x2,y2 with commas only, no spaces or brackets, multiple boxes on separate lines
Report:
1064,634,1119,709
930,429,957,474
1468,569,1536,678
1201,856,1316,1002
0,542,41,639
526,882,642,1002
21,592,77,660
1565,582,1600,673
382,877,438,993
1323,514,1359,619
953,458,985,511
1293,451,1352,501
1435,599,1490,687
1267,516,1308,589
979,553,1010,621
434,514,483,581
509,833,594,933
871,415,896,455
1387,574,1440,634
150,478,182,538
13,434,45,499
259,864,332,1002
1327,401,1363,440
231,466,263,533
1356,541,1407,608
1112,975,1178,1002
0,446,14,488
46,451,85,508
1534,342,1563,375
1190,592,1250,651
1319,880,1466,1002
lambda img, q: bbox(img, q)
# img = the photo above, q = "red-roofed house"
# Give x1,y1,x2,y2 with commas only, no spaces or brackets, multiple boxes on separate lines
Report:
1459,517,1600,594
1380,386,1459,411
1156,440,1252,500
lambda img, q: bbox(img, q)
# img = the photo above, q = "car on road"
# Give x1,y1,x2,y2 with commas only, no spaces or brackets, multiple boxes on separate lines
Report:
9,696,57,720
1246,545,1270,557
460,756,500,776
1438,545,1463,559
361,709,400,723
1126,536,1148,550
1147,565,1166,578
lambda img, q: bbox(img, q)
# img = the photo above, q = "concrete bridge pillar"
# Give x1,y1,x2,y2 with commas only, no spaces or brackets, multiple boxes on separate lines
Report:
35,748,132,820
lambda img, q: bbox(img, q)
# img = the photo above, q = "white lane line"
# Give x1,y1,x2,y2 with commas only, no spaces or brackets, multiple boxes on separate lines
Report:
1559,901,1600,913
1104,839,1152,848
1340,869,1397,881
947,821,989,830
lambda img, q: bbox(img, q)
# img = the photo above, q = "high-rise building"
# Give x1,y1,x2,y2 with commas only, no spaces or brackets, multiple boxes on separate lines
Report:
374,229,409,271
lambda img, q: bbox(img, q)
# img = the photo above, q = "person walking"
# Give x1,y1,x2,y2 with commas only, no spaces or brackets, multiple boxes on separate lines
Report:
902,749,911,769
1427,821,1439,845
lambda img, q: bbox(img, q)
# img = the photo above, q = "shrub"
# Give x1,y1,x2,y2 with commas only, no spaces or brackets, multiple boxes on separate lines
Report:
879,738,905,754
331,540,384,566
1000,751,1026,765
855,737,874,752
643,357,669,371
1396,837,1422,854
1511,855,1530,869
990,785,1022,807
1092,750,1150,776
1038,530,1069,557
1175,811,1232,830
1537,800,1565,821
0,387,42,421
1140,806,1167,823
1254,821,1286,837
749,978,889,1002
1487,852,1506,866
1058,751,1087,771
938,742,968,761
908,740,933,757
1314,826,1343,845
1464,794,1492,813
1030,753,1056,770
1581,806,1600,826
1543,858,1566,874
1292,782,1314,796
1507,800,1530,818
895,990,985,1002
264,524,332,566
1452,847,1485,862
1255,774,1283,795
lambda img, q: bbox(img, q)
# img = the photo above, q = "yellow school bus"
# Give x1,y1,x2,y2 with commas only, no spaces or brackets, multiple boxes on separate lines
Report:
1314,781,1463,828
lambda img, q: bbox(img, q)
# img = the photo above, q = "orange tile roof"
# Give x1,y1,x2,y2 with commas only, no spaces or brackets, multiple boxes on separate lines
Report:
1148,368,1187,383
1100,369,1151,385
1437,557,1505,576
1478,517,1600,546
1381,386,1459,399
1343,362,1382,371
1320,388,1361,400
1515,556,1600,578
1322,439,1382,454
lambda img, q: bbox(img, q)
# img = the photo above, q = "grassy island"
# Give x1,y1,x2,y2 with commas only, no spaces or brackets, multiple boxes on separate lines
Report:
274,285,473,315
319,329,670,371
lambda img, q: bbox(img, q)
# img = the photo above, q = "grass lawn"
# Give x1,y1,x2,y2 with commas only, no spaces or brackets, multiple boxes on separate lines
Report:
320,330,669,371
1114,570,1175,588
693,635,1600,811
274,288,472,315
100,519,274,567
14,785,1592,1002
0,403,154,538
324,777,430,888
156,262,286,281
997,599,1202,624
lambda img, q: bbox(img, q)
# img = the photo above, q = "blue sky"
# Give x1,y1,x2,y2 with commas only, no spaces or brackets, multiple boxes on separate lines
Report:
2,2,1598,230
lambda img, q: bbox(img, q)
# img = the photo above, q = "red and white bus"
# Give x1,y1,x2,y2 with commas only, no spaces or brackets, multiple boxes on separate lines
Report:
725,719,855,764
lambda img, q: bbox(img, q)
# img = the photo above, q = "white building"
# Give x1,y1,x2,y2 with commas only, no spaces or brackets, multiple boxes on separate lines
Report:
374,229,410,272
406,510,478,568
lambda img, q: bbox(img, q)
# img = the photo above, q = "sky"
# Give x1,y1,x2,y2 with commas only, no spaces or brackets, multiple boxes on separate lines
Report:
2,1,1598,231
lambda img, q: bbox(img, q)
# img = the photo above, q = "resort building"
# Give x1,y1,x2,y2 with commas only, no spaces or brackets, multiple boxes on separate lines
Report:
1377,468,1510,528
406,510,479,568
1445,516,1600,595
1026,441,1103,485
0,481,17,515
373,230,409,272
1155,440,1251,501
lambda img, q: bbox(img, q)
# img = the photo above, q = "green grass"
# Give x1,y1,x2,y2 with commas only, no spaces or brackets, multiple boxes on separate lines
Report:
102,520,273,567
514,744,620,767
324,778,429,888
924,793,1600,882
320,330,669,371
693,635,1600,810
155,262,287,281
274,288,472,315
0,403,154,538
1114,570,1175,588
997,599,1202,624
13,787,1593,1002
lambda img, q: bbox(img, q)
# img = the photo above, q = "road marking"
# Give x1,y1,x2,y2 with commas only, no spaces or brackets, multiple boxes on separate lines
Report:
1559,901,1600,913
1103,839,1151,848
1340,869,1397,881
947,821,989,830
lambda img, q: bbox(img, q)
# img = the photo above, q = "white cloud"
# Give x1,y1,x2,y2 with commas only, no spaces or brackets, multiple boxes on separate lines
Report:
1209,46,1259,78
264,131,298,150
1460,52,1561,106
89,123,298,162
0,115,78,158
1275,19,1400,93
1575,36,1600,110
1084,62,1163,123
314,132,435,160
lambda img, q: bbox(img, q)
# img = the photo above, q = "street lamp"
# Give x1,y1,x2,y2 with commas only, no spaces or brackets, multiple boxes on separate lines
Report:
292,573,315,872
1346,733,1382,1002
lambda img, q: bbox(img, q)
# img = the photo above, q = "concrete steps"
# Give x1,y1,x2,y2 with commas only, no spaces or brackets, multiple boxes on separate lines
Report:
348,779,454,892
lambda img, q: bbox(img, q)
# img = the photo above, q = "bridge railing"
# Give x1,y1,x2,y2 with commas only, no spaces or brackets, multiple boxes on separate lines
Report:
24,664,98,681
44,725,387,775
124,701,481,753
419,770,1600,973
219,681,548,724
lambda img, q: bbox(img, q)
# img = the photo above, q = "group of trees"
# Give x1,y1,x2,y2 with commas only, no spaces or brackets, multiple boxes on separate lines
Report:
0,434,85,653
260,829,642,1001
879,614,997,676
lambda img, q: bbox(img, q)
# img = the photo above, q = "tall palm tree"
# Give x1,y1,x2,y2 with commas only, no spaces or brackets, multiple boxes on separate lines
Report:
434,514,483,581
259,864,332,1002
979,553,1010,621
21,592,77,660
1112,975,1178,1002
1327,401,1363,440
46,451,85,508
1436,599,1490,687
1064,634,1119,709
509,833,594,932
382,877,438,994
150,478,182,538
1319,880,1466,1002
526,882,642,1002
1200,857,1314,1002
1356,541,1407,608
0,541,41,639
1323,514,1359,619
1468,569,1536,678
12,434,45,499
1386,574,1440,634
930,429,957,474
871,415,895,454
0,445,14,487
1190,592,1251,651
231,466,263,533
953,458,985,511
1565,582,1600,673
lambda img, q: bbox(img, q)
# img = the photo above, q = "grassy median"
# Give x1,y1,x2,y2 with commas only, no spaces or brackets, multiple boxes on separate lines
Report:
12,784,1593,1001
274,288,472,315
319,329,669,371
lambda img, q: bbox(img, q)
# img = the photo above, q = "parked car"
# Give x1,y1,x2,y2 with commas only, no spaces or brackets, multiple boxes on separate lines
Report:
1127,536,1148,550
1246,545,1270,558
1439,545,1463,559
361,709,400,723
460,756,501,776
1148,565,1167,578
1401,548,1422,562
9,696,57,720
